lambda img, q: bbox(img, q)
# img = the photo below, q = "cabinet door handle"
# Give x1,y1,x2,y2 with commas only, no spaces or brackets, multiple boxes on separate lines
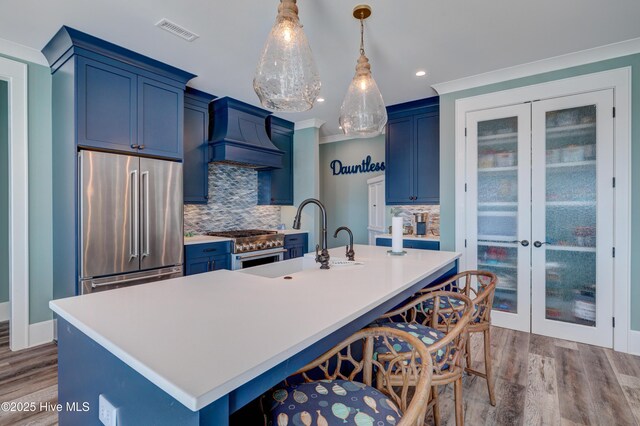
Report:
139,145,145,150
533,241,549,248
131,144,139,149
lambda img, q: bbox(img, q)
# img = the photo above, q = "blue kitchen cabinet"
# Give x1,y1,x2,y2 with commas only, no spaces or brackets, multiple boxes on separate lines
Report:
184,88,216,204
137,76,184,159
375,237,440,251
284,233,308,260
385,116,414,204
258,116,294,205
44,27,194,162
76,56,138,153
385,97,439,205
184,241,232,275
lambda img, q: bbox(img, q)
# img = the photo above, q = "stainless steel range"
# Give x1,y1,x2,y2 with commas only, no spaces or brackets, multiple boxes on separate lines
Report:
206,230,286,270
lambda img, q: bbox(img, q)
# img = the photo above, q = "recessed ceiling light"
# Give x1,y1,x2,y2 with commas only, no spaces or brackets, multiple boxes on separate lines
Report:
415,70,427,77
317,97,325,102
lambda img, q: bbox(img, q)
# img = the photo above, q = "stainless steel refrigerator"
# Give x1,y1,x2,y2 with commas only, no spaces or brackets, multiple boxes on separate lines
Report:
79,150,183,294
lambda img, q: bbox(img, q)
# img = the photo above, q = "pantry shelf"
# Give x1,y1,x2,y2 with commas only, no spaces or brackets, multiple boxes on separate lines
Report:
546,245,596,253
478,262,517,270
478,166,518,173
546,160,596,169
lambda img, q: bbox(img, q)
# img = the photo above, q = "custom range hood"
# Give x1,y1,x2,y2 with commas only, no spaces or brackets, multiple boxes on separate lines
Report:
210,97,283,170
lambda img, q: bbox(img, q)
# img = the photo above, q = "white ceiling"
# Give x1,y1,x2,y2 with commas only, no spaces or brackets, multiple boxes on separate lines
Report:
2,0,640,136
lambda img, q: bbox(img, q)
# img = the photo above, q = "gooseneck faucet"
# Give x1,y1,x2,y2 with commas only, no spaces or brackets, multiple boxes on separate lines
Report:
334,226,355,261
293,198,330,269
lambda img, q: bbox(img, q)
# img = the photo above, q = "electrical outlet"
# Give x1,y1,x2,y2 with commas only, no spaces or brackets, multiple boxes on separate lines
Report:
98,394,118,426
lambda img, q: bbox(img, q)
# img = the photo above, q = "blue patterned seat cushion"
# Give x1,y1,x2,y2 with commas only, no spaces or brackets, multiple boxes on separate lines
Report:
268,379,402,425
370,322,450,364
421,296,482,323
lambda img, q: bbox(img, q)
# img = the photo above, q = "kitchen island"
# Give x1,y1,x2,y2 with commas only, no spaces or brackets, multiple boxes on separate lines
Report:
50,245,459,425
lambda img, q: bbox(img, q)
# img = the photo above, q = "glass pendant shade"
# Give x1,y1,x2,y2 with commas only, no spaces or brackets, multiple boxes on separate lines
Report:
254,0,321,112
339,53,387,137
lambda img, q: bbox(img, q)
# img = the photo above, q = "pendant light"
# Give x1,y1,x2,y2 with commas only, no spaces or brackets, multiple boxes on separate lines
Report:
254,0,321,112
339,4,387,137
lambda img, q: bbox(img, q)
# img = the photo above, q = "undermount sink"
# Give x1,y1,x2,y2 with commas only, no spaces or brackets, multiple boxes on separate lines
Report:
238,257,317,279
238,256,364,279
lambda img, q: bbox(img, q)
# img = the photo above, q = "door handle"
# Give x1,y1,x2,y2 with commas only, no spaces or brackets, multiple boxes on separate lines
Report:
533,241,549,248
512,240,529,247
130,170,139,261
141,171,150,258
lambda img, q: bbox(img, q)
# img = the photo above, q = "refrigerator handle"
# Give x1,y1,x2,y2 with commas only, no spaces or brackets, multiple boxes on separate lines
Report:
130,170,139,261
142,171,150,258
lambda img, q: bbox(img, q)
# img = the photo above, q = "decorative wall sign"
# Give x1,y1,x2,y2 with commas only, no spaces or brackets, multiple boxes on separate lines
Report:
330,155,385,176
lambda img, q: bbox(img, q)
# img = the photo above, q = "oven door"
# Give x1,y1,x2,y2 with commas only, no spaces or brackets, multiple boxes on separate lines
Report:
231,248,287,270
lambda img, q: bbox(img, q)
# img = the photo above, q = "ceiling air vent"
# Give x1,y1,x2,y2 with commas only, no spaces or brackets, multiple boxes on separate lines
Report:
155,19,199,42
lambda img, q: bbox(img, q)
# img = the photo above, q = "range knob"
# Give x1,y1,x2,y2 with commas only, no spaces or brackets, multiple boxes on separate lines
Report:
236,244,245,252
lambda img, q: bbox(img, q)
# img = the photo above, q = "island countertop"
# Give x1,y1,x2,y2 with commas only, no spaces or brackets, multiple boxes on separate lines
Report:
50,245,460,412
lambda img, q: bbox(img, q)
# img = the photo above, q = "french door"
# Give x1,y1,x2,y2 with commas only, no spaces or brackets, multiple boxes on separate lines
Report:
465,90,614,347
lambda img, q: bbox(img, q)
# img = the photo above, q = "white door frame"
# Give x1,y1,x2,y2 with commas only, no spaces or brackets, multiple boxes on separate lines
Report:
0,56,30,351
454,67,631,353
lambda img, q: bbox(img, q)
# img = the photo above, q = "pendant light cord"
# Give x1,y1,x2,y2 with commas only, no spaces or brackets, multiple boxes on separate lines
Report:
360,15,365,55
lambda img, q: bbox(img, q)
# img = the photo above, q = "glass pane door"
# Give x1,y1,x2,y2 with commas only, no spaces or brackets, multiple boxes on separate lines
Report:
531,90,614,346
466,104,531,332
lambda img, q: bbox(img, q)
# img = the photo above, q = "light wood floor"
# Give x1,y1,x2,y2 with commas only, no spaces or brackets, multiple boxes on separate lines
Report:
2,321,640,425
0,321,58,425
431,326,640,425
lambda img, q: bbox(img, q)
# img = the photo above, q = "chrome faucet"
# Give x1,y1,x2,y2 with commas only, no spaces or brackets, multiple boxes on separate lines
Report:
333,226,355,261
293,198,330,269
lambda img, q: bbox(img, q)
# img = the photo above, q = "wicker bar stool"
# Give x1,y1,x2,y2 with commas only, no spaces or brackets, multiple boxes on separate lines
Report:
373,291,473,426
418,270,498,406
265,327,434,426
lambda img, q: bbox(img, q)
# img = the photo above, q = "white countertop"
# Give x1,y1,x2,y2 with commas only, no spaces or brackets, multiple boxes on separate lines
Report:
50,245,459,411
184,230,307,245
376,233,440,242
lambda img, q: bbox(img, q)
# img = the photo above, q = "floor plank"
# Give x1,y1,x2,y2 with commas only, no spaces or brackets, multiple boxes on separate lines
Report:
524,353,560,426
0,322,58,425
578,344,637,425
554,345,598,425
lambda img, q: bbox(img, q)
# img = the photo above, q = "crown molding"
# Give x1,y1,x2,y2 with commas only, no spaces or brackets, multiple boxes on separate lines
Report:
294,118,325,130
0,37,48,66
432,37,640,95
319,129,386,145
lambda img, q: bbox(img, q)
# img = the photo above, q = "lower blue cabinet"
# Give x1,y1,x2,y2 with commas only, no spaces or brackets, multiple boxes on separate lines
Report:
184,241,231,276
375,238,440,251
284,233,308,260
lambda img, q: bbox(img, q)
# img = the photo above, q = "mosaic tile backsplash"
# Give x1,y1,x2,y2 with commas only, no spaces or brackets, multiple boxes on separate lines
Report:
184,163,282,234
388,205,440,236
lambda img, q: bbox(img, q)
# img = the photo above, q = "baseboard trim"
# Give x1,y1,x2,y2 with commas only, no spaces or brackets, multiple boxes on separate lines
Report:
0,302,8,321
28,319,54,347
628,330,640,356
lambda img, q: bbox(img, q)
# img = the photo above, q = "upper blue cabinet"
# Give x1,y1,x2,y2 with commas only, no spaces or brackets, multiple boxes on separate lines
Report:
385,97,440,205
258,116,294,205
184,88,216,204
42,26,195,160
